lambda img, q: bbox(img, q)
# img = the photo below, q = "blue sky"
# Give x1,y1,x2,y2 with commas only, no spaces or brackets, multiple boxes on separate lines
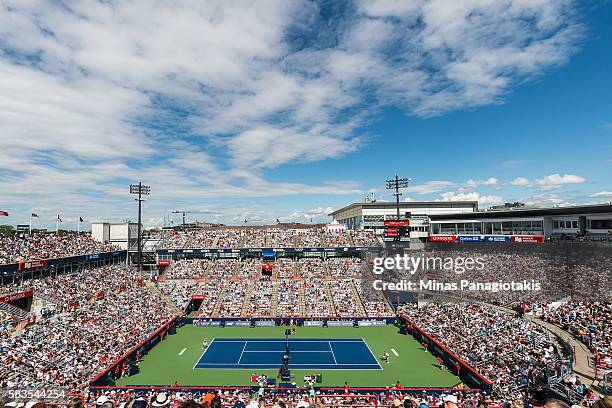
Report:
0,0,611,229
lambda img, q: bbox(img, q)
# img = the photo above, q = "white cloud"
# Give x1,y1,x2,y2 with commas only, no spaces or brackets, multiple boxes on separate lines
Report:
511,177,531,186
405,181,454,194
522,193,568,207
0,0,585,226
590,191,612,198
439,191,504,207
458,178,499,193
534,173,586,190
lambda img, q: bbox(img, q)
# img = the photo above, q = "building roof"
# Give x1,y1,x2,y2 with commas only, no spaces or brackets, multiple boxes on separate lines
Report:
429,203,612,221
329,201,479,217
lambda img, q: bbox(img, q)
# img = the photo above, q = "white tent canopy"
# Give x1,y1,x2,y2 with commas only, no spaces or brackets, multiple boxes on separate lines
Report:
326,219,347,233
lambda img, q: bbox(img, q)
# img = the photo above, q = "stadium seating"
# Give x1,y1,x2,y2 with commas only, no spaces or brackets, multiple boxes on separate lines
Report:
0,227,609,407
0,232,119,264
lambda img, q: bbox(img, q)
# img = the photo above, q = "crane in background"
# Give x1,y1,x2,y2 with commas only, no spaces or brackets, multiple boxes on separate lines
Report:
171,210,193,226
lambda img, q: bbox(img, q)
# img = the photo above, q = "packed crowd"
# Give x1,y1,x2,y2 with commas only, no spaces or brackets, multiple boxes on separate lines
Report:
0,265,174,390
80,387,524,408
327,257,362,278
150,227,382,250
0,232,119,264
536,302,611,369
194,279,224,318
322,231,352,247
328,279,363,317
398,303,567,399
163,256,388,318
246,281,275,317
276,280,302,316
297,259,326,278
303,280,333,317
166,260,210,279
158,280,199,310
388,247,611,305
216,281,249,317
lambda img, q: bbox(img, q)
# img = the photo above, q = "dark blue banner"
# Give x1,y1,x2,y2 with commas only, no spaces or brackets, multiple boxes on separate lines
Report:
483,235,511,243
456,235,482,243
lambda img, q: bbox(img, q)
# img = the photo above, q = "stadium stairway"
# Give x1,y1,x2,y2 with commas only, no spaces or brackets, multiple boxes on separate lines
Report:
350,280,367,315
323,281,337,316
158,263,172,281
231,260,241,277
211,281,227,317
147,280,182,313
298,281,306,315
526,315,603,390
204,261,214,277
270,282,279,317
33,290,63,309
241,284,254,317
323,260,331,277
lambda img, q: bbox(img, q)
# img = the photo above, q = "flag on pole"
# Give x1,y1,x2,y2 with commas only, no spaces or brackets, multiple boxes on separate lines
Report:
56,214,62,234
0,210,8,217
29,212,38,234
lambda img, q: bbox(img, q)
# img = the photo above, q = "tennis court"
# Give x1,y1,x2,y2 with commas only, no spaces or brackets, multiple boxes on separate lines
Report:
194,338,382,370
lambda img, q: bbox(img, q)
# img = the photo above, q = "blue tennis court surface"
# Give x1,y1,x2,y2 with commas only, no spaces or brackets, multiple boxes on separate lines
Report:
194,338,382,370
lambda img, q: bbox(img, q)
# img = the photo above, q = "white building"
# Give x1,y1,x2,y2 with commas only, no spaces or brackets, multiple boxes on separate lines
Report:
428,204,612,240
328,201,479,240
91,222,140,250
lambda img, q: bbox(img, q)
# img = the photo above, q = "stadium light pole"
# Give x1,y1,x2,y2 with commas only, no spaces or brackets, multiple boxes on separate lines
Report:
385,176,410,221
130,182,150,274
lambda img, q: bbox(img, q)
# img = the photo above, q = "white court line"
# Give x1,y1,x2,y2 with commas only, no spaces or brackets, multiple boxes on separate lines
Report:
237,340,248,364
178,348,187,356
361,338,384,370
391,349,399,357
192,338,216,370
213,339,365,343
197,363,381,366
242,350,332,353
329,341,338,365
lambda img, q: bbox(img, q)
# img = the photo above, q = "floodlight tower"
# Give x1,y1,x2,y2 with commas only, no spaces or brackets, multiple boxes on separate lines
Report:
130,182,150,273
385,176,410,221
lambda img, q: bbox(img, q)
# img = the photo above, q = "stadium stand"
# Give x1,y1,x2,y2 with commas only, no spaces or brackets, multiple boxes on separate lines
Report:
0,265,173,390
0,232,119,264
0,227,609,408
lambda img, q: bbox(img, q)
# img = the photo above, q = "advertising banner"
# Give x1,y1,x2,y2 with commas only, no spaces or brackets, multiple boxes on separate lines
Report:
327,320,354,327
429,235,457,242
358,320,386,327
483,235,511,243
17,259,48,271
303,320,324,326
512,235,545,243
225,320,250,326
384,220,409,227
456,235,482,243
0,290,33,303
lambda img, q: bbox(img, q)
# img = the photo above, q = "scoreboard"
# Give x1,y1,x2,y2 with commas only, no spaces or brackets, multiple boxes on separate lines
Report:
383,220,410,242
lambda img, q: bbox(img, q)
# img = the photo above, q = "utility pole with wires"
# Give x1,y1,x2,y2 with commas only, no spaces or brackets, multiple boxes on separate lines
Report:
385,175,411,221
130,182,150,274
